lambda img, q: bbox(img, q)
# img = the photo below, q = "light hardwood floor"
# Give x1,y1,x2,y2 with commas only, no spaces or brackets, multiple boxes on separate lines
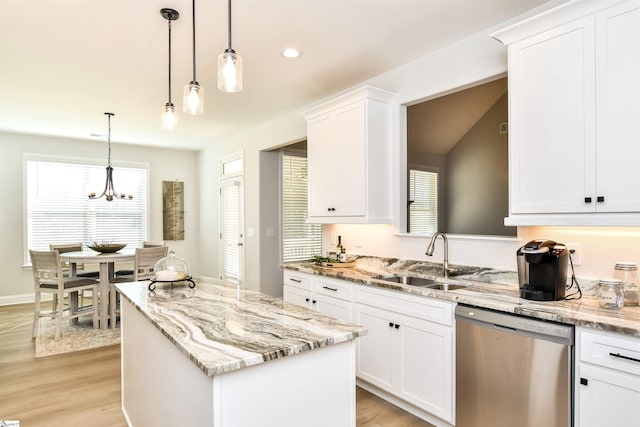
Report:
1,303,433,427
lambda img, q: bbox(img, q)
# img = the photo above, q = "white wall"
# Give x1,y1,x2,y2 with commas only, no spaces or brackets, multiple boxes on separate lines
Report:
0,132,199,304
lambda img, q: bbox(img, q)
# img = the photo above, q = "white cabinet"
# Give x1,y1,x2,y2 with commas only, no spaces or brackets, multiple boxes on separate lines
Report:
493,0,640,225
575,327,640,427
283,270,353,322
302,86,395,224
354,285,455,424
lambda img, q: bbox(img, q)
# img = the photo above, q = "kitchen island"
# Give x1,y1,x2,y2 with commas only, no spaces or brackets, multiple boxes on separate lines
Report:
115,279,367,427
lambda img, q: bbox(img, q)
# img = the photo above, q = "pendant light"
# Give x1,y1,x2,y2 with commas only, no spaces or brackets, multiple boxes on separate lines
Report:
183,0,204,114
218,0,243,92
88,113,133,201
161,8,179,129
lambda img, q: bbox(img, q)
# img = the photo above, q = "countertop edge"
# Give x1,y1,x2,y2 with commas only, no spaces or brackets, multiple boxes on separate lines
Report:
283,263,640,337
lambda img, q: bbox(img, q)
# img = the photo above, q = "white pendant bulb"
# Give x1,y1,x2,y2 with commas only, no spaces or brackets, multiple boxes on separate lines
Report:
218,0,242,92
183,0,204,114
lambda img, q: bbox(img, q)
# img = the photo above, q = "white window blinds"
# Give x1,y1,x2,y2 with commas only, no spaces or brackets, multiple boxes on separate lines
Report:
408,168,438,234
221,179,243,283
282,154,322,262
25,159,148,263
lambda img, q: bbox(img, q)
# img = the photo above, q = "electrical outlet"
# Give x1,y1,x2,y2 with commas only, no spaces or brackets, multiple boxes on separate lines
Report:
568,243,582,266
330,232,337,245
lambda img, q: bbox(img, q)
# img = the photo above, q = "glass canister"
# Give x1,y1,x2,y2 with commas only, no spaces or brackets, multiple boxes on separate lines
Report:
614,262,640,306
596,279,625,309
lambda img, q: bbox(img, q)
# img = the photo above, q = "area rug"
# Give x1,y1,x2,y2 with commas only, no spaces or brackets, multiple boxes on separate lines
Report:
35,318,120,358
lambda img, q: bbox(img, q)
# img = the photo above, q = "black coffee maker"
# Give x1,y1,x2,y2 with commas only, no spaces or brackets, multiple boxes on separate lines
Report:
517,239,568,301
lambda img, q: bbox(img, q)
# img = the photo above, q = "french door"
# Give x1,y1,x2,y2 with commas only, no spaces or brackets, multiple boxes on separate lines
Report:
220,177,244,284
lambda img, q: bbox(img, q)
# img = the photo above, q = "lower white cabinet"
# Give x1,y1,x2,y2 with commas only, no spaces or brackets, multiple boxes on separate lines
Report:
354,285,455,424
575,327,640,427
283,271,353,322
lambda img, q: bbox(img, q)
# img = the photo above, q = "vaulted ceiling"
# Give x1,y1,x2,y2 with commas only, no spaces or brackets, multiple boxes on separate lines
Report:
1,0,553,150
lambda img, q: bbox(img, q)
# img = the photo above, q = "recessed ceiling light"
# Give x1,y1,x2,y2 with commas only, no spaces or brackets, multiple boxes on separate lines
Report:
282,48,301,59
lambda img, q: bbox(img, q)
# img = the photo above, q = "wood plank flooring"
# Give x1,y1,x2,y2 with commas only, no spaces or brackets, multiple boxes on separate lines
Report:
1,303,433,427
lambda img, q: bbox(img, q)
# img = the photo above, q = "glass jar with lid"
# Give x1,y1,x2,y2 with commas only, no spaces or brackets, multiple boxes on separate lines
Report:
614,262,639,306
596,279,625,309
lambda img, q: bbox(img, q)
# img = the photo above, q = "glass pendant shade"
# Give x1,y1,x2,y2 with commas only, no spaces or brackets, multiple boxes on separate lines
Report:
183,82,204,115
162,102,178,130
218,49,243,92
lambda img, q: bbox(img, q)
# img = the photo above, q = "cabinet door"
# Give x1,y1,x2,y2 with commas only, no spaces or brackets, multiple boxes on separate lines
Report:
283,285,313,310
315,294,352,323
595,0,640,212
396,314,454,423
354,304,394,390
509,17,596,214
577,363,640,427
333,101,366,216
307,113,337,217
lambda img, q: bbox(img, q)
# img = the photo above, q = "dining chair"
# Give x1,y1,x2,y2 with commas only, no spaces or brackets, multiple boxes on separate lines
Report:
30,250,99,340
109,246,169,325
49,243,100,278
50,242,99,309
114,241,167,277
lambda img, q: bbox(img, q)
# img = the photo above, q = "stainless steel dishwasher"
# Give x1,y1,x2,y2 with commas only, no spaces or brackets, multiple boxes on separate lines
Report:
455,305,574,427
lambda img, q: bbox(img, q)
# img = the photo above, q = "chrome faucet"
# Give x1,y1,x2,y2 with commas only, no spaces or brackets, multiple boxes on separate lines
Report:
425,232,448,278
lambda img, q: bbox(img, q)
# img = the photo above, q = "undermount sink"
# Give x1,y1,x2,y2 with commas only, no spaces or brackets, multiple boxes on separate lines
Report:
423,283,468,291
372,274,469,291
372,274,437,287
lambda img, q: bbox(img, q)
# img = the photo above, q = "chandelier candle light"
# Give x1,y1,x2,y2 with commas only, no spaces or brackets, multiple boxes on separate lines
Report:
88,113,133,201
162,8,179,129
218,0,242,92
183,0,204,114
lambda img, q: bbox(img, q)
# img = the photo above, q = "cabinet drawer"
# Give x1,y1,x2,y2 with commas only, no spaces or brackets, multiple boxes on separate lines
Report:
283,270,313,291
579,328,640,376
354,285,454,326
314,276,353,301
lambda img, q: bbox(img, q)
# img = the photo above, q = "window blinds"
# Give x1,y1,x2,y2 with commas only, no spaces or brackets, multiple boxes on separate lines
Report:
26,159,148,263
221,179,242,283
282,155,322,262
408,168,438,234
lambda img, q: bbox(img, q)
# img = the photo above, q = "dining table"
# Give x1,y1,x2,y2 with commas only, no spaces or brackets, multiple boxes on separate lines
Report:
61,248,136,329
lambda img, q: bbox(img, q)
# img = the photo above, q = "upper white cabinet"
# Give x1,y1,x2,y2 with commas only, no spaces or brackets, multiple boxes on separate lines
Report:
302,86,395,224
493,0,640,225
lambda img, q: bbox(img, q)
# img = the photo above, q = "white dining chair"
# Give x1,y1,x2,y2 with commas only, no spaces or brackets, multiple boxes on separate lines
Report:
30,250,99,340
114,241,167,277
109,246,169,326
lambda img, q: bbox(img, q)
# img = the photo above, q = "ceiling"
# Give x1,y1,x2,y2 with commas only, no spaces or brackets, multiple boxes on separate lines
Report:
408,77,507,155
1,0,552,151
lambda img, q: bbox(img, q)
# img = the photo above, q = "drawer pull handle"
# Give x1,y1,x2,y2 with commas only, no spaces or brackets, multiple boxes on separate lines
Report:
609,352,640,364
322,286,338,292
289,278,302,283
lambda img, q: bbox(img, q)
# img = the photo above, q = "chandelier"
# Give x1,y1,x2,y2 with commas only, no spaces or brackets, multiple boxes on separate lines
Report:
88,112,133,201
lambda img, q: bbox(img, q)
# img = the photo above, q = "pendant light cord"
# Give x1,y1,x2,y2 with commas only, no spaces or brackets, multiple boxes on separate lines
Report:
106,112,113,167
168,13,173,104
227,0,232,50
191,0,197,82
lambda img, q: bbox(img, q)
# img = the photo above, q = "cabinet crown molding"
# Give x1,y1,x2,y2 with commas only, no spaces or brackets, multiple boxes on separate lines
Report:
301,85,396,120
491,0,629,45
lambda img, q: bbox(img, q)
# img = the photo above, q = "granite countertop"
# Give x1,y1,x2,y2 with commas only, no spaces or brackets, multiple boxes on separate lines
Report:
116,279,367,377
283,258,640,337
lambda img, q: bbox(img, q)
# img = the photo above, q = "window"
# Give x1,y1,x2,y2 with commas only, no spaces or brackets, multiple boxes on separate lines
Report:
408,168,438,234
220,155,244,284
25,158,148,263
282,154,322,262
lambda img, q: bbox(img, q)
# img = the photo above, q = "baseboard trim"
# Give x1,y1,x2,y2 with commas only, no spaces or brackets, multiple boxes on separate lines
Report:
0,293,51,306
